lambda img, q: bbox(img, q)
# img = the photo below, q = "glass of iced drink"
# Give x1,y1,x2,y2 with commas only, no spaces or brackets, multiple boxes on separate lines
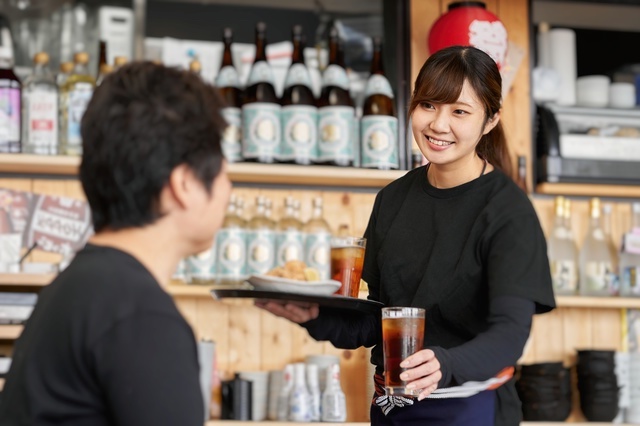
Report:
382,307,426,396
330,236,366,297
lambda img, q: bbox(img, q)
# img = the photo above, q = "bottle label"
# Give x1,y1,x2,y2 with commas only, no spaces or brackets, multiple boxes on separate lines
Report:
220,107,242,162
625,233,640,255
317,106,355,163
360,115,398,169
284,63,313,89
583,261,614,294
26,91,58,154
247,61,275,86
0,86,21,152
550,259,578,293
242,102,281,160
322,65,350,91
276,230,304,265
246,228,276,275
184,243,217,282
67,83,94,150
364,74,394,98
280,105,318,162
622,266,640,295
216,228,247,280
304,231,331,280
215,65,240,88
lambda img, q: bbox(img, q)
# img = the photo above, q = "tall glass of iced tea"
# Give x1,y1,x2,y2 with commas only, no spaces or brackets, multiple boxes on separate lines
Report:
330,236,366,297
381,307,425,396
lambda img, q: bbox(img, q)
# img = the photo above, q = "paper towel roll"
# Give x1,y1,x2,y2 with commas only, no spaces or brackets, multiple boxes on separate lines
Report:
548,28,577,106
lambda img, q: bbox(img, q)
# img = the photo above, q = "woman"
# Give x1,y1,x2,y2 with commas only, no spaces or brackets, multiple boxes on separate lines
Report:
258,46,555,426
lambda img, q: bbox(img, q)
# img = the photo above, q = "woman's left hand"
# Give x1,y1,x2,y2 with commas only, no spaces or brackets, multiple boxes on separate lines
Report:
399,349,442,401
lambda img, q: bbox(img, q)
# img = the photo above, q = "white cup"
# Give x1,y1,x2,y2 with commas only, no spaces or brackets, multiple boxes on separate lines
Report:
609,82,636,109
238,371,269,421
576,75,610,107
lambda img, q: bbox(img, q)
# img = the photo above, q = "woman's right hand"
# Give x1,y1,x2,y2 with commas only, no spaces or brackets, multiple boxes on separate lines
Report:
254,300,319,324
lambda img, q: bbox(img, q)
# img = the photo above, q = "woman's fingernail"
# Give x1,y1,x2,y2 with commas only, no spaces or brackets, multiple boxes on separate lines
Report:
399,361,408,368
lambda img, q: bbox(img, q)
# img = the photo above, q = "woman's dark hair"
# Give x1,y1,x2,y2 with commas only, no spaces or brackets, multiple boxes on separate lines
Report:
80,61,228,232
409,46,512,177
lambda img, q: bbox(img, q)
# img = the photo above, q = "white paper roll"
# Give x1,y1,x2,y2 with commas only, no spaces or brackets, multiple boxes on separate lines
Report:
548,28,577,106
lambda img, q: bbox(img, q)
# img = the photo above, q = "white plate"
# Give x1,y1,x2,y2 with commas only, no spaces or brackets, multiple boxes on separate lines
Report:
247,274,341,296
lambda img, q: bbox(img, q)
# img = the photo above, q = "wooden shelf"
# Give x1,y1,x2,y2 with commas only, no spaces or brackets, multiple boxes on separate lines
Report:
205,422,629,426
556,295,640,309
0,273,56,287
0,154,405,189
0,325,23,340
536,182,640,198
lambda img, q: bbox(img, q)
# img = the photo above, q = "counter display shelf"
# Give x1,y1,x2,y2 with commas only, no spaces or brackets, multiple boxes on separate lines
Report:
537,182,640,199
0,273,56,287
0,324,23,340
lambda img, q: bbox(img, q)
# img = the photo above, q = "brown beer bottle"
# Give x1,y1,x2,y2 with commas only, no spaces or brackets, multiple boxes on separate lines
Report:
317,27,355,167
215,28,243,163
242,22,281,164
360,37,398,170
97,40,107,80
280,25,317,165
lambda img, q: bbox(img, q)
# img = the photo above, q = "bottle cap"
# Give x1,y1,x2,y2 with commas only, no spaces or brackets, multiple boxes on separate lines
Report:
114,56,128,67
60,61,74,73
33,52,49,64
74,52,90,64
189,59,201,73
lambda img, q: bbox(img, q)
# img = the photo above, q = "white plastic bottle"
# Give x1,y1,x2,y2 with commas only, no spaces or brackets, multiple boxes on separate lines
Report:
306,363,321,421
321,363,346,422
289,362,312,422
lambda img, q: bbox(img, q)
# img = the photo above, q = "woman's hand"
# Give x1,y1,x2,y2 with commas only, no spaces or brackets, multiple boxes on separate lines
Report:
399,349,442,401
254,300,319,324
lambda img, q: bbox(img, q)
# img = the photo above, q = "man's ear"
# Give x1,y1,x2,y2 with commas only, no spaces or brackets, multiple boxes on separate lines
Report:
483,111,501,135
164,164,191,210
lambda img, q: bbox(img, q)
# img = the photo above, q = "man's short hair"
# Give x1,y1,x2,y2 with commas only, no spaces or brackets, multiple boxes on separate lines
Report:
80,61,227,232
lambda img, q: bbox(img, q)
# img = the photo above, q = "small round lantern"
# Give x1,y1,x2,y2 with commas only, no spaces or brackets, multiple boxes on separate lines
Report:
428,1,508,69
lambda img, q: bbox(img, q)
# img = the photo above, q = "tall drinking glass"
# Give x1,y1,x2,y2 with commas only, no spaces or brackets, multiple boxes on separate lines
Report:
382,307,425,396
330,236,366,297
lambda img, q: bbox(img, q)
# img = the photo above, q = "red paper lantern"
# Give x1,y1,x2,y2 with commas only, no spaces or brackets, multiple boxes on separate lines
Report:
428,1,508,69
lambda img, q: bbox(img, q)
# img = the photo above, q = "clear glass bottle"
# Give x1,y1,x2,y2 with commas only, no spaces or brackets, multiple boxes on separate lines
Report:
242,22,281,164
619,202,640,297
216,194,247,285
57,62,74,88
275,196,304,266
579,197,616,296
280,25,317,165
360,36,398,170
22,52,59,155
304,197,331,280
321,363,346,422
60,52,96,155
317,27,355,167
215,27,243,163
289,362,312,422
246,195,276,276
548,196,579,295
0,44,21,153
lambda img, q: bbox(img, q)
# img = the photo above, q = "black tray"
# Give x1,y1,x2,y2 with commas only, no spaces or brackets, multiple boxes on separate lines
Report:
211,288,384,315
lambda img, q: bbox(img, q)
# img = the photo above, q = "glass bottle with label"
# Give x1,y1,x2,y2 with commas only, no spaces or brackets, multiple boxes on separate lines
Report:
242,22,280,164
60,52,96,155
619,202,640,297
321,363,347,422
0,42,21,153
548,196,578,295
216,195,247,285
22,52,59,155
57,62,74,88
280,25,317,165
276,196,304,266
579,197,615,296
317,27,355,167
360,36,398,170
246,195,276,276
215,28,243,163
304,197,331,280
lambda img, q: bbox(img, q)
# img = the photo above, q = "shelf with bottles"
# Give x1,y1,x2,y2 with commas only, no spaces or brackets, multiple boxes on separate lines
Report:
536,182,640,199
0,272,56,287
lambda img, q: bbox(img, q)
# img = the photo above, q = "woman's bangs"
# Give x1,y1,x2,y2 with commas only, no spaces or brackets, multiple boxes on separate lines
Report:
415,62,465,105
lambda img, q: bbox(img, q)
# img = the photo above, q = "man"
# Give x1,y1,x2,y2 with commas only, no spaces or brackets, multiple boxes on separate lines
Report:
0,62,231,425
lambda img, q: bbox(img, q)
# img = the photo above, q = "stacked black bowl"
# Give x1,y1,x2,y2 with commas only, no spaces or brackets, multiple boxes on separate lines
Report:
516,362,572,421
577,349,619,422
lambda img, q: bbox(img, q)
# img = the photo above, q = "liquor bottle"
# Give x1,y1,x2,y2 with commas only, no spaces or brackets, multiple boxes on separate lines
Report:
275,196,304,266
602,203,619,271
215,28,243,163
0,41,21,153
246,195,276,276
277,364,294,421
22,52,59,155
60,52,96,155
265,197,273,220
185,236,217,284
57,62,74,87
242,22,281,163
360,36,398,170
97,40,108,80
189,57,202,75
280,25,317,165
321,363,346,422
579,197,616,296
547,196,578,295
216,195,247,285
619,202,640,297
317,27,355,167
114,56,128,70
289,362,312,422
304,197,331,280
306,363,321,422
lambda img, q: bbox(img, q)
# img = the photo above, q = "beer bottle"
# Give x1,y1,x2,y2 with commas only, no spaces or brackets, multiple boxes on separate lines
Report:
280,25,317,165
304,197,331,280
317,27,355,167
242,22,281,163
360,37,399,170
246,195,276,276
60,52,95,155
215,28,243,163
97,40,108,80
275,196,304,266
22,52,59,155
